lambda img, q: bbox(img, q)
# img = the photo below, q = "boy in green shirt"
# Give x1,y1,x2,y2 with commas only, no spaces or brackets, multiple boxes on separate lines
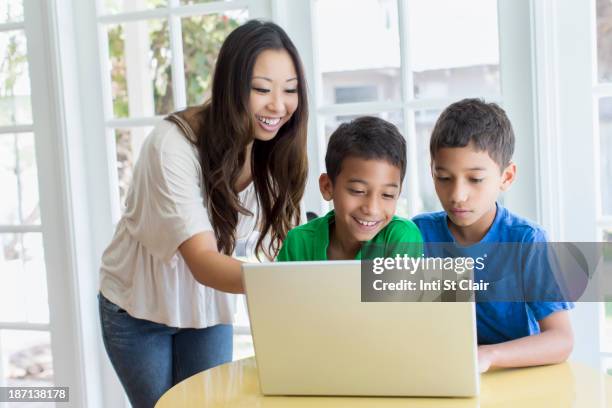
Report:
277,116,422,261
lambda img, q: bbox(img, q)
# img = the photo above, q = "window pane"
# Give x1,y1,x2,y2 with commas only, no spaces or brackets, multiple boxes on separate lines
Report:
17,134,39,225
314,0,401,105
323,111,403,142
0,233,49,324
182,11,248,106
409,0,500,99
0,135,19,225
415,110,443,213
101,0,167,15
603,231,612,352
0,30,32,126
0,0,23,23
605,357,612,376
180,0,235,4
233,296,254,361
233,334,254,361
604,300,612,353
114,127,153,206
597,0,612,83
0,133,40,225
106,19,173,118
601,98,612,216
1,330,53,391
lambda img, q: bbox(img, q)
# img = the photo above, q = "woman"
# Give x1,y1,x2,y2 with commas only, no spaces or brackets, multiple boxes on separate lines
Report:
98,20,308,408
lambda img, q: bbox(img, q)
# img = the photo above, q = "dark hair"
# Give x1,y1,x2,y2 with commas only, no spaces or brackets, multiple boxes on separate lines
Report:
325,116,406,183
430,98,515,169
197,20,308,258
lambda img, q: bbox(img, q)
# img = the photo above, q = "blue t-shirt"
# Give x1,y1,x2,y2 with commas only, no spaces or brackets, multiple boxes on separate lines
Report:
413,203,573,345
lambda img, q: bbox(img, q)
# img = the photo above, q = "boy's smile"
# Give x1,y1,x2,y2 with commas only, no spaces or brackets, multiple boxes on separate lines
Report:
320,157,401,258
432,143,515,244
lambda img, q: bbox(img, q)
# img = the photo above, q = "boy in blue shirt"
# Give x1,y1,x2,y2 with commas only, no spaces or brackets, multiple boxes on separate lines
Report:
413,99,573,373
277,116,422,261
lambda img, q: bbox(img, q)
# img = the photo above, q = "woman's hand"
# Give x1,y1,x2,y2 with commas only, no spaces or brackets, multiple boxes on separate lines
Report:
179,232,245,293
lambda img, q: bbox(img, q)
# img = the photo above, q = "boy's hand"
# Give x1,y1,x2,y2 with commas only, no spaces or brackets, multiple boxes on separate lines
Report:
477,345,495,373
476,311,572,373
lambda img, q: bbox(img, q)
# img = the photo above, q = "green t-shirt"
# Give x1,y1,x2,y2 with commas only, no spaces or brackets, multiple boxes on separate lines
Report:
276,210,423,261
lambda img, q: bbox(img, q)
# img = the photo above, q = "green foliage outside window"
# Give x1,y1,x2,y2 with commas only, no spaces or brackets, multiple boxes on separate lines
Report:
108,14,241,118
108,24,129,117
182,15,241,106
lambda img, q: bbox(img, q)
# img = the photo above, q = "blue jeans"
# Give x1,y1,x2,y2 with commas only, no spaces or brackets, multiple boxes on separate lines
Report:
98,292,233,408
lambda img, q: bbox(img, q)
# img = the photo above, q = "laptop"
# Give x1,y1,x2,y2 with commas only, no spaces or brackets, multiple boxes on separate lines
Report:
243,260,479,397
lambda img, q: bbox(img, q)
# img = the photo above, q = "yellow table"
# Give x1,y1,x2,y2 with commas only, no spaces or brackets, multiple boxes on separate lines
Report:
156,357,612,407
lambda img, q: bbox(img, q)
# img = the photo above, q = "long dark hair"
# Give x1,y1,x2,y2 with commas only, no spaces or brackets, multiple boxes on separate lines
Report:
189,20,308,258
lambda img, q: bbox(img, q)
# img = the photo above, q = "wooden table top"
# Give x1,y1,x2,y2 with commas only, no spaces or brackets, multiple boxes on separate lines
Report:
156,357,612,407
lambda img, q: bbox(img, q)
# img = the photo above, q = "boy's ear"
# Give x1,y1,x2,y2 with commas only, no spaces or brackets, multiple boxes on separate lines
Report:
319,173,334,201
500,161,516,192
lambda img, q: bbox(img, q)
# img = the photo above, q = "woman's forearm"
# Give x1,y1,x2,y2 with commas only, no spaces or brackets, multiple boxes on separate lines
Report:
188,250,245,293
179,232,245,294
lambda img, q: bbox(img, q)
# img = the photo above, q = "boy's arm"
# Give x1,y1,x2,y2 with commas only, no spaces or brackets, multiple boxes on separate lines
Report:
478,310,573,373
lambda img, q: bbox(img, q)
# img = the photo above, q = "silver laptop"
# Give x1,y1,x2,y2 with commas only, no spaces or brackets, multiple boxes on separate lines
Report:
243,260,479,397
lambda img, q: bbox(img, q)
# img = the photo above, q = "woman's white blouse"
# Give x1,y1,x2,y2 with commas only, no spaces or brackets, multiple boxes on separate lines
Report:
99,120,258,328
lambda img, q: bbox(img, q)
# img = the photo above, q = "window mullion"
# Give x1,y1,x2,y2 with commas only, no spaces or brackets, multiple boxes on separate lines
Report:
0,334,4,388
169,13,187,111
0,225,42,233
98,25,121,225
97,23,115,124
172,1,251,18
13,134,24,224
0,21,25,32
318,101,403,116
398,0,415,103
308,0,329,215
98,8,171,24
398,0,420,215
0,322,51,331
274,0,325,214
0,125,34,134
247,0,273,19
106,116,167,128
594,94,604,220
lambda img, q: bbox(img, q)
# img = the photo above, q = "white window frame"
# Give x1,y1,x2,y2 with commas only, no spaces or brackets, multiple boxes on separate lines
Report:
277,0,538,221
532,0,601,368
0,1,96,407
95,0,271,221
0,4,46,392
57,1,273,406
